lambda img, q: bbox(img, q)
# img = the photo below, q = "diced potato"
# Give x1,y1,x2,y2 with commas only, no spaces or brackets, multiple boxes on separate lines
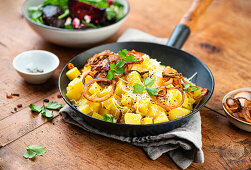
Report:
85,75,93,83
154,114,169,124
163,89,183,107
114,79,126,96
66,67,81,80
92,112,103,120
148,104,166,118
103,97,116,110
124,113,142,124
88,102,101,112
99,86,112,97
193,90,201,98
99,108,109,116
121,93,133,106
88,82,102,95
126,71,142,87
141,117,153,124
81,65,91,74
136,98,151,116
77,104,92,115
66,78,84,100
168,108,190,120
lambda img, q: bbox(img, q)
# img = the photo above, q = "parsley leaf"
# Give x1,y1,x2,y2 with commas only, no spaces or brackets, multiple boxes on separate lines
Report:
146,86,158,96
107,69,115,80
29,104,42,113
133,83,145,94
45,101,62,110
118,49,127,59
124,55,139,62
23,142,46,159
116,60,125,68
115,67,125,74
191,86,199,91
110,63,116,70
103,114,114,123
144,78,155,86
41,108,53,118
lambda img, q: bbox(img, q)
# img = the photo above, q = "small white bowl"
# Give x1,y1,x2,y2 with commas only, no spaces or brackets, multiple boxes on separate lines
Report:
13,50,59,84
222,88,251,132
22,0,129,48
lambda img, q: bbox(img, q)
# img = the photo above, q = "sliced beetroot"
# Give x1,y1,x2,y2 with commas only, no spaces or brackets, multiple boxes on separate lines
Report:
42,5,66,28
68,0,105,24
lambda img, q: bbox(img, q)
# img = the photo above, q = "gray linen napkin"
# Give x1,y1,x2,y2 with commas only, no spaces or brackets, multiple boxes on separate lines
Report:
60,28,204,169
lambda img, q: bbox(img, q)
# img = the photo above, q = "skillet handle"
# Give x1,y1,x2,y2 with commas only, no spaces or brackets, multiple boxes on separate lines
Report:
167,0,213,49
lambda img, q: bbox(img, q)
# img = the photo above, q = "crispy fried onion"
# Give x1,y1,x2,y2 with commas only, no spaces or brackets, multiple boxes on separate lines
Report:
156,87,185,110
223,90,251,123
125,50,144,65
68,63,75,70
83,78,116,102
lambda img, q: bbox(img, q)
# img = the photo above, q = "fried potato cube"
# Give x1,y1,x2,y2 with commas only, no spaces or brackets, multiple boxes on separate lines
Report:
103,98,116,110
126,71,142,87
85,75,93,83
99,108,109,116
66,67,81,80
141,117,153,124
99,86,112,97
168,108,191,120
148,104,166,118
81,65,91,74
121,94,133,106
124,113,142,124
114,79,126,96
66,78,84,100
154,114,169,124
137,98,151,116
77,104,92,115
88,102,101,112
92,112,103,120
88,82,102,95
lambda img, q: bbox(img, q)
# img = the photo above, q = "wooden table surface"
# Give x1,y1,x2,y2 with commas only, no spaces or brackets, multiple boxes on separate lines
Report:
0,0,251,169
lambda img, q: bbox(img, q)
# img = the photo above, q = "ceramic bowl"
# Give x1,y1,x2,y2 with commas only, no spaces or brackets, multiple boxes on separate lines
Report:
222,88,251,132
13,50,59,84
22,0,129,48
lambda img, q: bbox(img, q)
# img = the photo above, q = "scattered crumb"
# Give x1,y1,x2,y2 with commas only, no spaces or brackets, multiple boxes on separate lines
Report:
44,99,49,103
6,93,13,99
14,107,17,112
57,94,62,98
11,111,15,114
17,104,22,108
11,93,20,97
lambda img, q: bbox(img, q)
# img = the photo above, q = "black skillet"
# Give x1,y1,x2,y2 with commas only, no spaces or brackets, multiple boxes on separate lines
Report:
59,0,214,137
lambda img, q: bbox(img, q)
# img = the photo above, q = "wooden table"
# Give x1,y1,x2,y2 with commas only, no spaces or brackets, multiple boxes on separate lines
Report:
0,0,250,169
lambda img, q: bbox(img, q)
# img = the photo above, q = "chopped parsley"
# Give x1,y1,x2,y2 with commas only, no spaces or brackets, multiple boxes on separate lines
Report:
133,78,158,96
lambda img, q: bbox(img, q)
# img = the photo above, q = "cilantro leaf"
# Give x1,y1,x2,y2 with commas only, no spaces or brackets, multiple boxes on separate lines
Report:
29,104,42,113
107,69,115,80
118,49,127,59
124,55,139,62
102,114,114,123
133,83,144,94
182,83,190,89
186,88,191,92
144,78,155,86
115,67,125,74
191,86,199,91
45,101,62,110
23,142,46,159
41,108,53,118
110,63,116,70
146,86,158,96
116,60,125,68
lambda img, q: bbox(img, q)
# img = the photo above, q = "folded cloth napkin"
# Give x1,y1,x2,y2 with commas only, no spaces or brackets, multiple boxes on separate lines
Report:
60,28,204,169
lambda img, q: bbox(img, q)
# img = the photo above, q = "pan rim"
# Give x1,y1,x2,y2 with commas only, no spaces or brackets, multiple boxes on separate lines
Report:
58,41,215,127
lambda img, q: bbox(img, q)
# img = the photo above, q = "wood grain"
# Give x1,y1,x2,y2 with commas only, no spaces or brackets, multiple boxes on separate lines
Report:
0,0,250,169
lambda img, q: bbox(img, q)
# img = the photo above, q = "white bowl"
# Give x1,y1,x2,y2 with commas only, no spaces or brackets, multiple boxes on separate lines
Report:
13,50,60,84
222,88,251,132
22,0,129,48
